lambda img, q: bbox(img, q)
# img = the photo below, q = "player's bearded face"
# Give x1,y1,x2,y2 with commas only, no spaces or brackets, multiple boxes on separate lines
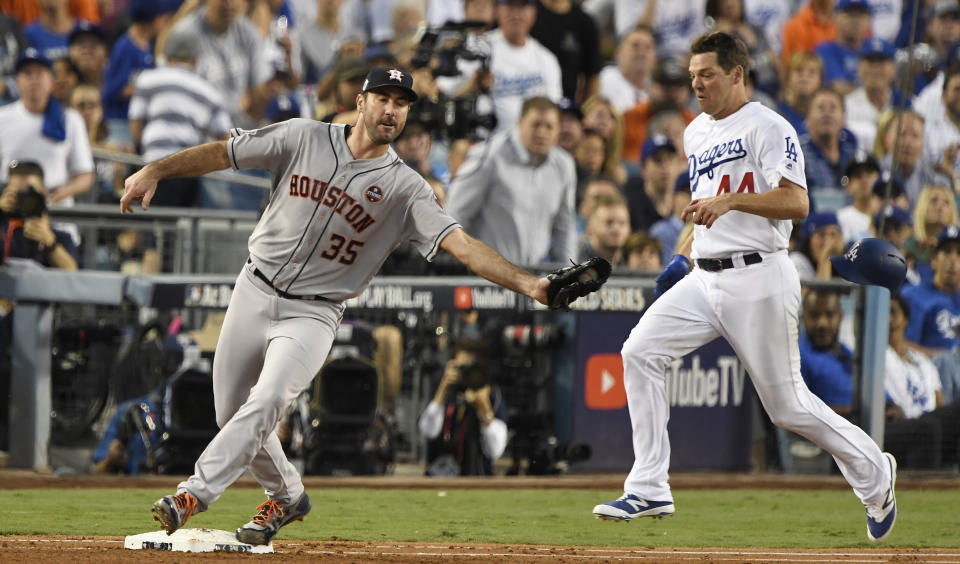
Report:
361,89,410,145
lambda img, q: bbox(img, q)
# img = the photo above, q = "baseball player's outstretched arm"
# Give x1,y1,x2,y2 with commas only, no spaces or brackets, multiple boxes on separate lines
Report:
440,228,550,305
681,179,808,228
120,141,230,213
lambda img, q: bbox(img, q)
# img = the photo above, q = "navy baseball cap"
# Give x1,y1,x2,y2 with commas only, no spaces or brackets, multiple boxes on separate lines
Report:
830,238,907,293
130,0,178,22
362,66,418,102
641,134,677,163
68,21,106,45
803,211,840,237
936,225,960,251
843,150,880,179
364,43,398,65
860,38,895,60
933,0,960,18
652,57,688,86
556,97,583,120
836,0,872,12
15,47,51,73
874,205,912,230
872,175,905,200
265,93,301,121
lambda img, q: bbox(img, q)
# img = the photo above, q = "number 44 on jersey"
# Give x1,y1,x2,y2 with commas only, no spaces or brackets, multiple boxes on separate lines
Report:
715,172,754,195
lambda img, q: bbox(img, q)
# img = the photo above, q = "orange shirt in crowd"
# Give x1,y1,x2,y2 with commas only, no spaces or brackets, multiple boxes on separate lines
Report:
622,103,697,164
781,3,835,67
1,0,100,25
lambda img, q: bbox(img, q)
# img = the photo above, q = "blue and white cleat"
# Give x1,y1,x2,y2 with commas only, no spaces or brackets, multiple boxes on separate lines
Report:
592,494,675,521
865,452,897,542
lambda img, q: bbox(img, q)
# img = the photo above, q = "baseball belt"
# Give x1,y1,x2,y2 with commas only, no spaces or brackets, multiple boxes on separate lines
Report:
247,259,333,302
695,252,762,272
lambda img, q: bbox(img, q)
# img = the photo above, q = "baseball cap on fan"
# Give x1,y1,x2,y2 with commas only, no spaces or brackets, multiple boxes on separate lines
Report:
362,66,418,102
641,134,677,163
936,225,960,252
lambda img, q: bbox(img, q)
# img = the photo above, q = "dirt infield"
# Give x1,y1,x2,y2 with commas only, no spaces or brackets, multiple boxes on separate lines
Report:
2,536,960,563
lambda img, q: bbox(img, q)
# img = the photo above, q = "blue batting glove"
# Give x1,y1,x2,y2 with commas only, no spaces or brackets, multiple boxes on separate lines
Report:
654,255,691,297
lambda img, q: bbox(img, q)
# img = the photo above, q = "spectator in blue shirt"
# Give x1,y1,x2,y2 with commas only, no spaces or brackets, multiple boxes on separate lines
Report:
901,226,960,353
24,1,82,62
92,390,162,474
102,0,173,144
802,88,859,191
799,288,856,412
800,287,956,468
815,0,873,95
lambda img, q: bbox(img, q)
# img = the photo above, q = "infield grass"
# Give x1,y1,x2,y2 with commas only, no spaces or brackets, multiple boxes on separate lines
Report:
1,487,958,548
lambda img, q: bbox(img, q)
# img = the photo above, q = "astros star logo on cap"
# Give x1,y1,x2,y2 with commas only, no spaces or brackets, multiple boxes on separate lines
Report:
387,69,404,82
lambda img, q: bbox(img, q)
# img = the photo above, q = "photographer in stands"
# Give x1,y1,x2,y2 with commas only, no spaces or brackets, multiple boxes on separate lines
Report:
0,160,77,270
419,338,508,476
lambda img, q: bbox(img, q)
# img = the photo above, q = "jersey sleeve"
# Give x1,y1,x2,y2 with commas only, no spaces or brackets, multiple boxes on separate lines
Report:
405,178,461,261
227,120,298,177
755,114,807,190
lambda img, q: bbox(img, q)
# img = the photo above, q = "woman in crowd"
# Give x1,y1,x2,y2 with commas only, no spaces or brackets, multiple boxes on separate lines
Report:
777,52,822,138
581,95,627,185
905,184,960,282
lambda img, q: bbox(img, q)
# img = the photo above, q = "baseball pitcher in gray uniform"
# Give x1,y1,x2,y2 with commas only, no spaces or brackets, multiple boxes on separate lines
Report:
121,67,556,545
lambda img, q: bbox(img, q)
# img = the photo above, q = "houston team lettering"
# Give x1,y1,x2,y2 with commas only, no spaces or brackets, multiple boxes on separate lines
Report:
288,174,376,233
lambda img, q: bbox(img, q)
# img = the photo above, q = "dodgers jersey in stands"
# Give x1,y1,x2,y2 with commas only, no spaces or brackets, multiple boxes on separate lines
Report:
227,119,460,301
684,101,807,259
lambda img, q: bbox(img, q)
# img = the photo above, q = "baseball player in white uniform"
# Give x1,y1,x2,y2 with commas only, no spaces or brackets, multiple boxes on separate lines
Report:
121,66,557,545
592,33,899,543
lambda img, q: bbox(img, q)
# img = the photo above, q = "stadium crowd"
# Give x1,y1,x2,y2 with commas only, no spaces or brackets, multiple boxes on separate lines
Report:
1,0,960,472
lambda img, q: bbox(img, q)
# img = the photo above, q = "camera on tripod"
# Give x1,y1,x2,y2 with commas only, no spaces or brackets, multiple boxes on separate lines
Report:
408,21,497,140
15,185,47,218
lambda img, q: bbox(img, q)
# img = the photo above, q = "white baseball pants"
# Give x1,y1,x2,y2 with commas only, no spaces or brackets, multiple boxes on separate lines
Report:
621,251,890,506
179,261,343,508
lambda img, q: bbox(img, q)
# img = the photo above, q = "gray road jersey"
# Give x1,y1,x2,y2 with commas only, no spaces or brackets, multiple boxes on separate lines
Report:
228,119,460,301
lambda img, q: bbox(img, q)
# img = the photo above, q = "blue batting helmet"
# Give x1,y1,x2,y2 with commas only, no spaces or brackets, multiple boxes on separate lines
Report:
829,238,907,293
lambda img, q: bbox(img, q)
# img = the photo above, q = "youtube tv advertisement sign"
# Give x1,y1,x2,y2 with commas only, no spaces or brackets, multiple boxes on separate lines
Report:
573,313,754,471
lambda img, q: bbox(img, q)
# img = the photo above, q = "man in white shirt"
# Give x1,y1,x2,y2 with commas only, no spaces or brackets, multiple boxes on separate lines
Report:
439,0,562,133
418,338,508,476
884,294,960,469
924,68,960,177
583,0,705,56
0,48,93,205
836,151,881,244
845,38,897,153
0,48,93,247
599,24,655,113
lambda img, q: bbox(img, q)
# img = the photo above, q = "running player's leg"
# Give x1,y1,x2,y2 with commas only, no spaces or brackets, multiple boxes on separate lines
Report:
621,272,721,501
718,253,889,506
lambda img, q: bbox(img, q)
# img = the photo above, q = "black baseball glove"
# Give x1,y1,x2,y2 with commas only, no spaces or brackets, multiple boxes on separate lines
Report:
546,257,612,310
